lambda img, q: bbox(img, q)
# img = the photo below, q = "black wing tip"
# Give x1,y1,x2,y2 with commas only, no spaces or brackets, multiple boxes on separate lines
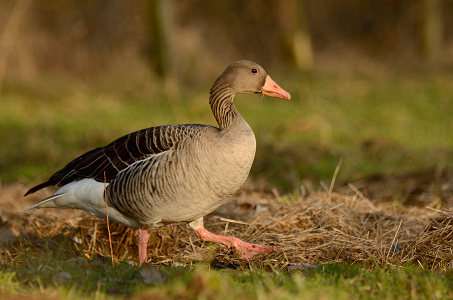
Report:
24,182,51,197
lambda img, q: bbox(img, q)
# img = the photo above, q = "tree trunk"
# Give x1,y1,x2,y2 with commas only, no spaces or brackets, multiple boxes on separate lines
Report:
423,0,443,65
278,0,313,70
147,0,175,79
0,0,31,93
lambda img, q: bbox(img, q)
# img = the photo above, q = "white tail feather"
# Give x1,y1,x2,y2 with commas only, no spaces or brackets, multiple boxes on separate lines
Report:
26,179,139,228
26,193,67,210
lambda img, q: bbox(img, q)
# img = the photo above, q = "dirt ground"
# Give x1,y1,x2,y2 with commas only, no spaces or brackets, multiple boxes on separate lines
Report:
1,173,452,271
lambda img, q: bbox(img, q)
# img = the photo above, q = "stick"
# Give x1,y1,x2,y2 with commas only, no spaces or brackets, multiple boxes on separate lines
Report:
104,171,114,266
328,159,343,201
386,219,403,263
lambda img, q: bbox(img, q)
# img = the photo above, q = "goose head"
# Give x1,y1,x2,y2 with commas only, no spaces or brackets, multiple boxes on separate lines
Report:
211,60,291,100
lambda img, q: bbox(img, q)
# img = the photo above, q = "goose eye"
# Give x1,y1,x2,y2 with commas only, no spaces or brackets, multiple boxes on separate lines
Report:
251,68,257,74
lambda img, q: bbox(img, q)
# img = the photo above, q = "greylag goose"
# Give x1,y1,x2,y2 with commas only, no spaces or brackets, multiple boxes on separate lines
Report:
25,60,291,264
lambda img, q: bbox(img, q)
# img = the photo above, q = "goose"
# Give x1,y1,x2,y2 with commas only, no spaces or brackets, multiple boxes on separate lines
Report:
25,60,291,264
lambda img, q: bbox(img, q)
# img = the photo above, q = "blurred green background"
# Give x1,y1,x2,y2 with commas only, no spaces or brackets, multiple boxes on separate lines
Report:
1,0,452,192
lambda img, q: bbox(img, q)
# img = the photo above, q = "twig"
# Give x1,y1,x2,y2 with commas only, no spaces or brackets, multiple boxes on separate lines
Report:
329,159,343,201
104,171,114,266
218,216,249,225
347,183,377,210
386,219,403,262
88,222,97,253
348,183,367,201
425,206,451,215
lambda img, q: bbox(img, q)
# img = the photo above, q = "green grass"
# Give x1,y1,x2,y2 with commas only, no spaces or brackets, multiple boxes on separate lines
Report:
1,70,453,190
1,240,452,299
2,70,452,298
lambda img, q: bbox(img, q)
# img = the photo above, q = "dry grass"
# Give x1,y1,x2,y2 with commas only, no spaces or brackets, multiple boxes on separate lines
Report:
0,182,452,271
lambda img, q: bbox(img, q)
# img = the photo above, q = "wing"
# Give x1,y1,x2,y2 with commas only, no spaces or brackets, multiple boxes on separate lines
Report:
25,124,214,196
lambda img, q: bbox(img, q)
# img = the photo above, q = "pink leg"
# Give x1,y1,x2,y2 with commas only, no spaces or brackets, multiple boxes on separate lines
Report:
194,227,275,259
137,228,150,265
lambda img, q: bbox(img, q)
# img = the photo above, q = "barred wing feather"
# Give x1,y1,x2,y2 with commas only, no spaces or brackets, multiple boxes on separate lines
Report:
24,124,211,195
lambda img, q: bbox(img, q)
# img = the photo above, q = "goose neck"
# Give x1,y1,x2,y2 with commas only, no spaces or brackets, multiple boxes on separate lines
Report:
209,86,239,130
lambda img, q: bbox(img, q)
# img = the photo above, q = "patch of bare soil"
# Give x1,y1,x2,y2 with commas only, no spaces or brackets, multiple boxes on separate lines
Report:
0,181,452,270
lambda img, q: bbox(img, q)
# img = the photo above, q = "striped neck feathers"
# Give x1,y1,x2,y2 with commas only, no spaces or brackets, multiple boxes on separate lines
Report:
209,84,239,130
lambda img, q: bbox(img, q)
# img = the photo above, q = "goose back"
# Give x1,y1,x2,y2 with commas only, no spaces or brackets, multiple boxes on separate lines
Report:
25,124,213,195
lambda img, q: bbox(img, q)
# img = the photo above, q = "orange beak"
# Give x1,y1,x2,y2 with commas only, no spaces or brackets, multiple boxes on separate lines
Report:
261,75,291,100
